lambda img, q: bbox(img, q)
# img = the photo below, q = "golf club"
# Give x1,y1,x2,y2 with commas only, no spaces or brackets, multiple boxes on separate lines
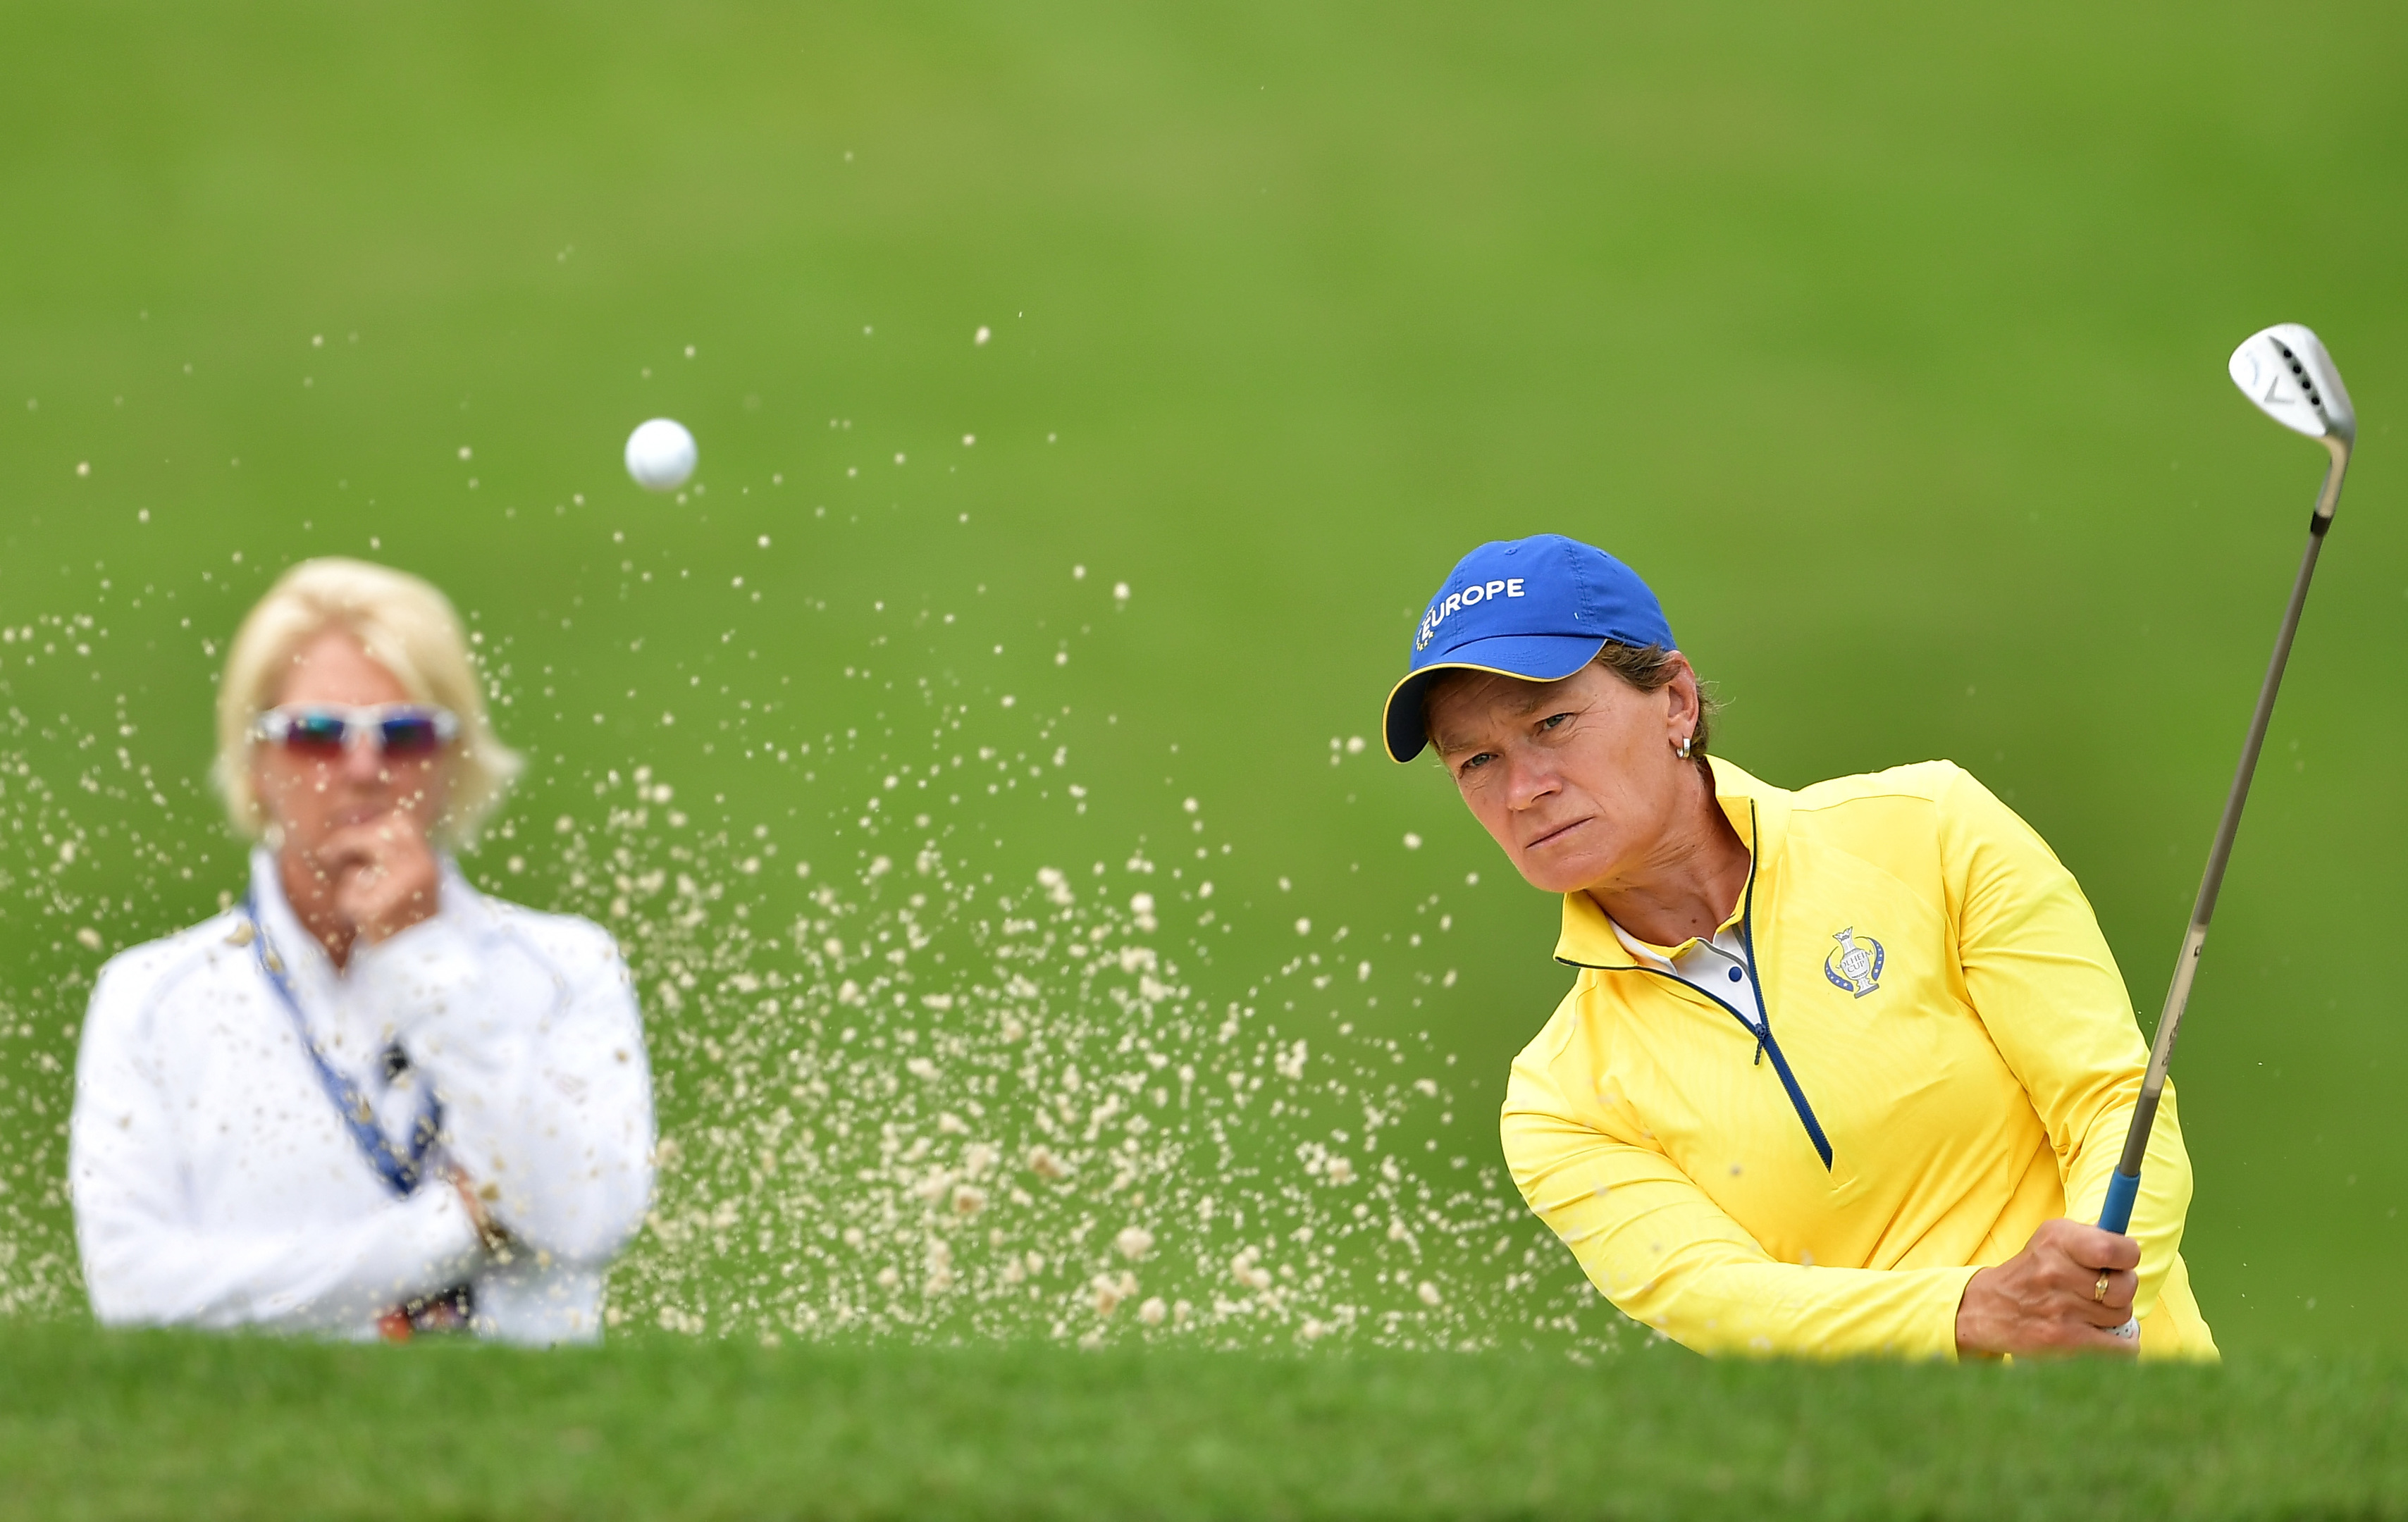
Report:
2095,325,2358,1335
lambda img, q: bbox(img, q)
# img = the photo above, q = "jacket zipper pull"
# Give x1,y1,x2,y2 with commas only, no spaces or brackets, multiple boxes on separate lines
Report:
1753,1036,1765,1066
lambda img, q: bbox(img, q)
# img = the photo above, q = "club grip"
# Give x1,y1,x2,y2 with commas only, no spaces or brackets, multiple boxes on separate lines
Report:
2097,1168,2141,1235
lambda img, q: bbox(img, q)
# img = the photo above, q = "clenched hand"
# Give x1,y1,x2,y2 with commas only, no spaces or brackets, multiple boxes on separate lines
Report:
1956,1216,2140,1359
322,810,443,948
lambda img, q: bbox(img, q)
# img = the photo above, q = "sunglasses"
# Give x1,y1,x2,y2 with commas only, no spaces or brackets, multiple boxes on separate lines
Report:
252,704,460,758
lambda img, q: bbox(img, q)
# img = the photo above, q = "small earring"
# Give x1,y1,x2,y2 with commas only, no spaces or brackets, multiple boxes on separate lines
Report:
1674,735,1693,760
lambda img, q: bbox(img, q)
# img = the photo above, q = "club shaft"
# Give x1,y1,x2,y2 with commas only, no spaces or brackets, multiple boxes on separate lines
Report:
2102,445,2349,1227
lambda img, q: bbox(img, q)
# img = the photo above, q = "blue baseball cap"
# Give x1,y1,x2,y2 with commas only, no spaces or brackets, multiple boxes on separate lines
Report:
1381,534,1677,762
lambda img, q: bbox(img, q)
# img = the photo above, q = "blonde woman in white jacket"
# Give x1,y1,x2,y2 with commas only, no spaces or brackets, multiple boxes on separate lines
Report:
70,558,655,1343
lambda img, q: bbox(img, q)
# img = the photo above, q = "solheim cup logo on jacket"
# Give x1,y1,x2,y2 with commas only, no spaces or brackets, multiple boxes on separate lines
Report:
1824,927,1885,997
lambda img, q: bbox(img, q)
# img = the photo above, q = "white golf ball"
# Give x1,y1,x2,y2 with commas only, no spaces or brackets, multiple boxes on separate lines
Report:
624,418,698,492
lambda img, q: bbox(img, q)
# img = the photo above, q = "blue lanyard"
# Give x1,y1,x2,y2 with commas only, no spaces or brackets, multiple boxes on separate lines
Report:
243,894,440,1198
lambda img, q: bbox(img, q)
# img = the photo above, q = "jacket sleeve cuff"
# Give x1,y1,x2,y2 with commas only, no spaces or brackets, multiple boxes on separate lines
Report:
1932,1263,1984,1362
366,1181,486,1301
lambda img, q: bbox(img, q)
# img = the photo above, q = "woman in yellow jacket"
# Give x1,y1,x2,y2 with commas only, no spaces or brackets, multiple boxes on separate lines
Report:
1384,534,2214,1360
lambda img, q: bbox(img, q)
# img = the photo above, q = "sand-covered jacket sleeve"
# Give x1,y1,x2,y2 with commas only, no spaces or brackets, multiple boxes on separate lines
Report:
70,946,486,1330
362,910,655,1264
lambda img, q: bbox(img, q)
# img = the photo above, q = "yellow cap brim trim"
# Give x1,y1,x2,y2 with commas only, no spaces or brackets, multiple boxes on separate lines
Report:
1381,653,1605,765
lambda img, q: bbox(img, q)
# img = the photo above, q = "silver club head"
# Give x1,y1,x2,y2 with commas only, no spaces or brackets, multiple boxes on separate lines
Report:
2229,323,2355,446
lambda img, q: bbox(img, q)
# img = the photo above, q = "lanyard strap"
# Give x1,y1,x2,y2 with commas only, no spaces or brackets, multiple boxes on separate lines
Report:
243,894,440,1198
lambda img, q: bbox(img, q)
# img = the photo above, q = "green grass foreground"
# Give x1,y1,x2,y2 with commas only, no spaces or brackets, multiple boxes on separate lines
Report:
0,1325,2402,1521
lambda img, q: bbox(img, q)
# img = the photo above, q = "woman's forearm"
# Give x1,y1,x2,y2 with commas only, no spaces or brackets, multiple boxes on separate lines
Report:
1506,1108,1979,1359
383,924,656,1263
80,1184,481,1331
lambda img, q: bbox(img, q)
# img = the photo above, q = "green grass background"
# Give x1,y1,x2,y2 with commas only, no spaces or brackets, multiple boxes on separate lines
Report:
1,0,2405,1367
6,1324,2408,1521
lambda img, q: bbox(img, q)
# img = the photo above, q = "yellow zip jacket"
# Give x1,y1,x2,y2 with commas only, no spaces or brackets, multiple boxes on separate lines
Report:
1501,756,2216,1360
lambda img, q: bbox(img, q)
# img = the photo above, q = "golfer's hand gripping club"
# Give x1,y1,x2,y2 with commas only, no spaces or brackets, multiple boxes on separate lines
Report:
2095,325,2356,1342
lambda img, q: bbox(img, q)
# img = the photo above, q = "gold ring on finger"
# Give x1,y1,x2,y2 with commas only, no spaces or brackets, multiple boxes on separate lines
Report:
2093,1272,2111,1304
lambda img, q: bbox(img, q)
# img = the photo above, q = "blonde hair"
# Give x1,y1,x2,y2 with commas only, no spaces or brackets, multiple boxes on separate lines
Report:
214,557,523,846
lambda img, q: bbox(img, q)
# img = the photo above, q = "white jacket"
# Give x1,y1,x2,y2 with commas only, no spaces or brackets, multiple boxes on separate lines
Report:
69,850,655,1343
